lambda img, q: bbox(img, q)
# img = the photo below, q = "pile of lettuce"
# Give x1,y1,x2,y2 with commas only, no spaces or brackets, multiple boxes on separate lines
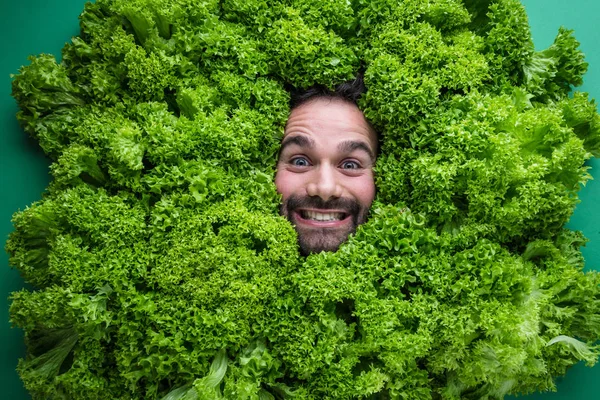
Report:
7,0,600,398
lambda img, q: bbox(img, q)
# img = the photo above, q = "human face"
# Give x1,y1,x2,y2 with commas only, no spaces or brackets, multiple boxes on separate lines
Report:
275,98,377,255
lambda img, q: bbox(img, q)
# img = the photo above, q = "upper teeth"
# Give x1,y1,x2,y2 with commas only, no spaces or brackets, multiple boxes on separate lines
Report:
303,211,344,221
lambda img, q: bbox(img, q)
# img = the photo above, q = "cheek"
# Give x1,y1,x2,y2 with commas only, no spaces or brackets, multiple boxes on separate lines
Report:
353,173,376,207
274,169,300,200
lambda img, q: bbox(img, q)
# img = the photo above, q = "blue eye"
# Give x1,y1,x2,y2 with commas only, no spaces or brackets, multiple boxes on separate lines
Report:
341,161,360,169
291,157,310,167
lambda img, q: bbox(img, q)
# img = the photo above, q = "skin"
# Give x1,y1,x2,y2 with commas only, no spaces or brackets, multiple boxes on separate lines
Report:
274,97,377,255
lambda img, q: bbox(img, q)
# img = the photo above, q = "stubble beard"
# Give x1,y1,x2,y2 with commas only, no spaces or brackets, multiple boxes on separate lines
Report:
280,194,369,256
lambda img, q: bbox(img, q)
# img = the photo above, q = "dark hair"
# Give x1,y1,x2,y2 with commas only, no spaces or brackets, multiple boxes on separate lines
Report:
289,74,367,110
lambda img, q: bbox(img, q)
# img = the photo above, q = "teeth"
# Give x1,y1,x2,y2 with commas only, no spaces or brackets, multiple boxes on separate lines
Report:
302,211,345,221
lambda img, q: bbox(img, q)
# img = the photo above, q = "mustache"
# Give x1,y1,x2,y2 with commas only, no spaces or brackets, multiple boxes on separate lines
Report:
283,194,361,220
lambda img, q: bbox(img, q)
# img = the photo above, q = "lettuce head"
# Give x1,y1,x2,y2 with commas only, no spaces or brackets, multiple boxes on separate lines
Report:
7,0,600,399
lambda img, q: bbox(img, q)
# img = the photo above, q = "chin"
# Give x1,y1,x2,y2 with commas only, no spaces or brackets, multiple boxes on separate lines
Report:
296,227,354,255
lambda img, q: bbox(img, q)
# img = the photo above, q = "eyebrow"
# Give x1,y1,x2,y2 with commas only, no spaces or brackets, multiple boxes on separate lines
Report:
278,135,375,162
278,135,315,156
337,140,375,162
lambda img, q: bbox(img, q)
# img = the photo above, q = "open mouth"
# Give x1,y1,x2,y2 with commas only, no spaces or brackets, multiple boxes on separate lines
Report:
300,210,346,221
295,209,351,225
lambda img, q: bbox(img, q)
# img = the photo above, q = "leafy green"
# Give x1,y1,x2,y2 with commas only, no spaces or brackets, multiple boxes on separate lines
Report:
7,0,600,399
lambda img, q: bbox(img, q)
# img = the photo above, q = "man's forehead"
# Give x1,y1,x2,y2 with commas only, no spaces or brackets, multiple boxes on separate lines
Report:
286,97,367,126
282,97,378,152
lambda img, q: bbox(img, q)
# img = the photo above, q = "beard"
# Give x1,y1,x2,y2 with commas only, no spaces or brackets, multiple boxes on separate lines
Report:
280,194,370,255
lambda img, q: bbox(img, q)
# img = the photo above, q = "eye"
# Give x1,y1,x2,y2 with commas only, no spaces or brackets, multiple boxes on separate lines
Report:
340,160,360,170
290,157,311,167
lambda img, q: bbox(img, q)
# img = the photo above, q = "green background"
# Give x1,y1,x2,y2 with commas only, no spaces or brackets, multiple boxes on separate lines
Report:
1,0,598,398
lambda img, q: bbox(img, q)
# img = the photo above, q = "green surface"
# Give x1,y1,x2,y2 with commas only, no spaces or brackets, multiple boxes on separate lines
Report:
0,1,91,396
1,0,598,398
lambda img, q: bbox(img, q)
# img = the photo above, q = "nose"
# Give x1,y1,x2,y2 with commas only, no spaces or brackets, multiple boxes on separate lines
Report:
306,164,343,201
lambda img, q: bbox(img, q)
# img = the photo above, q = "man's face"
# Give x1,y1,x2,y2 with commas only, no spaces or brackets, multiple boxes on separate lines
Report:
275,97,377,255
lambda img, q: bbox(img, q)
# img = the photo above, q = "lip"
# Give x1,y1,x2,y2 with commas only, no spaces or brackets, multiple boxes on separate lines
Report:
293,208,352,228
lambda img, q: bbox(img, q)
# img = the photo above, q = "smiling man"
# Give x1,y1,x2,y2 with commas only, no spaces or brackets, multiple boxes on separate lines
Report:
275,78,378,255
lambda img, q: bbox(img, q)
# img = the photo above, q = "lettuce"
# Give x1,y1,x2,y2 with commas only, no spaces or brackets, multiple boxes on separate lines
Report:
7,0,600,398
